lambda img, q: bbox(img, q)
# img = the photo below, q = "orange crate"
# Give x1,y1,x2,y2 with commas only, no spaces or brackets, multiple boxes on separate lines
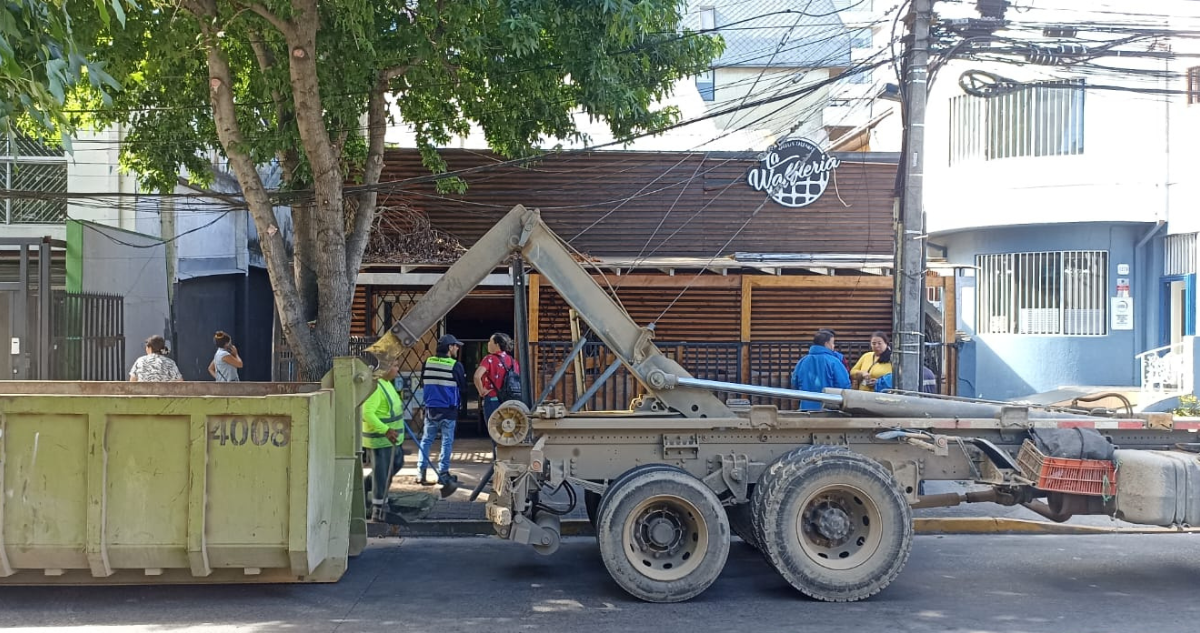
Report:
1016,439,1117,497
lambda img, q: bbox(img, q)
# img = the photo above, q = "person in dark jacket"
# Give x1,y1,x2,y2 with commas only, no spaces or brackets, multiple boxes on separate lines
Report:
790,329,852,411
417,334,467,486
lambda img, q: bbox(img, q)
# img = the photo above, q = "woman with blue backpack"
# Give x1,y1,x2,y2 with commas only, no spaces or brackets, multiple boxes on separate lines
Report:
475,332,522,437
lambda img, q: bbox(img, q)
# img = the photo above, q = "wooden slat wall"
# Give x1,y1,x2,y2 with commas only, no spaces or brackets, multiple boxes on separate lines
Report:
749,286,893,341
536,278,741,342
374,149,897,260
351,285,368,336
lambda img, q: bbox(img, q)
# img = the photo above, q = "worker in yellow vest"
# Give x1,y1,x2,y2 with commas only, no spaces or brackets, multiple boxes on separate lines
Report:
363,352,404,521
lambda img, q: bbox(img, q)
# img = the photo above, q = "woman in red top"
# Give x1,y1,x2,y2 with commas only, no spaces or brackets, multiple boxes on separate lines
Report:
474,332,520,429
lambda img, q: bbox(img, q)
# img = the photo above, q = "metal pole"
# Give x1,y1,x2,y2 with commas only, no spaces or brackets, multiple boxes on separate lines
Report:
37,239,51,379
673,376,844,407
570,358,623,413
512,256,532,406
536,336,589,406
893,0,932,391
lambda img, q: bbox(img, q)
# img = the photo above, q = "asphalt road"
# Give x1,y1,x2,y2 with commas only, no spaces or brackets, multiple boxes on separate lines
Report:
3,534,1200,633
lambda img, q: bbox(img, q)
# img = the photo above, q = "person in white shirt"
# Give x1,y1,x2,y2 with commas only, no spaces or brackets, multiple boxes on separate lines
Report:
129,335,183,382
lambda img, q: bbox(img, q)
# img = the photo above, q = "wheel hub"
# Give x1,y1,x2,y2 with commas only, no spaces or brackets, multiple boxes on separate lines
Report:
814,505,852,542
648,517,678,547
794,485,885,572
634,506,686,556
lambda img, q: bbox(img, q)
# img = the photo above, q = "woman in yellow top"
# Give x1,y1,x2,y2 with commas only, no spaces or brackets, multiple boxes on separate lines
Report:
850,331,892,391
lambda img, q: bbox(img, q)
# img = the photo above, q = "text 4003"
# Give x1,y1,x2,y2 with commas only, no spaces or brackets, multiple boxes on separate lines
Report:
209,417,291,447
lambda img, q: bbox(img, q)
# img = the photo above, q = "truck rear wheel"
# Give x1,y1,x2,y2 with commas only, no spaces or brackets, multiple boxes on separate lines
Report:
597,468,729,603
593,464,684,531
752,446,912,602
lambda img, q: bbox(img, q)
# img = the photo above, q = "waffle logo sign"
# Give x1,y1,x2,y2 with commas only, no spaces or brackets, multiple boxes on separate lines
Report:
747,138,840,208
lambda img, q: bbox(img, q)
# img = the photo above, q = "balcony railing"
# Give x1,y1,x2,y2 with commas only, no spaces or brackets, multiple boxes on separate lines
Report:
1137,340,1194,395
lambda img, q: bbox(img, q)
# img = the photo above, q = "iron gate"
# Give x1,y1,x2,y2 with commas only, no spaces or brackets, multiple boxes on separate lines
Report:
49,291,125,381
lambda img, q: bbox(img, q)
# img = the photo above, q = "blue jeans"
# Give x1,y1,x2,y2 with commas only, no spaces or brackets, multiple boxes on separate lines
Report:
418,409,457,476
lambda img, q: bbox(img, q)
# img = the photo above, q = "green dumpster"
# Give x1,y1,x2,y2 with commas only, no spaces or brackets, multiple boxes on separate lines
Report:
0,357,373,585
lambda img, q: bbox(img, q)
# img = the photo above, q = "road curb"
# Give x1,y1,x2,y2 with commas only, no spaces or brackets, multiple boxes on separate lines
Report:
369,517,1200,539
913,517,1200,535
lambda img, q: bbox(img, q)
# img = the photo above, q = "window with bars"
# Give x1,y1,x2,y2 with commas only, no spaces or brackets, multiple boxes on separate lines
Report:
1189,67,1200,105
2,136,68,224
949,81,1085,164
976,251,1108,336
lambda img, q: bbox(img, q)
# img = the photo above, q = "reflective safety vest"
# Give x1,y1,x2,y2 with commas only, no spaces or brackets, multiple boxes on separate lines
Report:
362,379,404,449
422,356,460,409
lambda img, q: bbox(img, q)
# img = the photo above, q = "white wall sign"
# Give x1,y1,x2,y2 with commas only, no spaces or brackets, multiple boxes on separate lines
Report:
1111,297,1134,331
1117,263,1130,275
747,138,841,208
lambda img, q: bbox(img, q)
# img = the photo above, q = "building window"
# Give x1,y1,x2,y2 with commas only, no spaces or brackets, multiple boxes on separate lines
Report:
976,250,1108,336
1165,233,1197,276
949,81,1085,164
696,68,715,101
1189,67,1200,105
2,135,68,224
699,7,715,32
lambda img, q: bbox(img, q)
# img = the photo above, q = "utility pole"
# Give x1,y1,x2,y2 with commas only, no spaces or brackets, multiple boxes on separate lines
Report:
893,0,932,392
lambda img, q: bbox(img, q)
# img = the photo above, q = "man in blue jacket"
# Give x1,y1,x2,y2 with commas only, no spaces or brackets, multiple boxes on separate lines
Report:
791,329,852,410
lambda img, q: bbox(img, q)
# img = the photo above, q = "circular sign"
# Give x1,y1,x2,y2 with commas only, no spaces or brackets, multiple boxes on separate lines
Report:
746,138,841,208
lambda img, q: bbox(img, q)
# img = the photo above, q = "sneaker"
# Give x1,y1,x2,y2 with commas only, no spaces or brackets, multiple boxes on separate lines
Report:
370,504,386,522
417,473,435,486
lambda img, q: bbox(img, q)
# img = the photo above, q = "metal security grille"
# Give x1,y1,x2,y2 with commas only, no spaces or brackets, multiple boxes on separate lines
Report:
2,136,68,224
949,81,1086,164
49,291,126,380
1165,233,1197,276
976,250,1108,336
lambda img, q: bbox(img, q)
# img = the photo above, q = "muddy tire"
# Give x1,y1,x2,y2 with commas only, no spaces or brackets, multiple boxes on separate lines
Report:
752,445,913,602
726,502,760,550
597,468,730,603
594,464,683,531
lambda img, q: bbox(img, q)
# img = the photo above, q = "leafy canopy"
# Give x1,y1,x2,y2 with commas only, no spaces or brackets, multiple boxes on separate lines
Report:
0,0,130,148
74,0,723,193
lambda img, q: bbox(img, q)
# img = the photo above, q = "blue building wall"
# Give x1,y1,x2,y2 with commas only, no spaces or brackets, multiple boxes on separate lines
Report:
939,222,1161,400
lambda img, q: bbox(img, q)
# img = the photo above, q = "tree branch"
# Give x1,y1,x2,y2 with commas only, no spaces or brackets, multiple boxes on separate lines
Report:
240,2,296,39
346,70,391,279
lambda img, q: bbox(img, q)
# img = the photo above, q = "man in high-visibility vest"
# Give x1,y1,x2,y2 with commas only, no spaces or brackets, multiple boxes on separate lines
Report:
363,352,405,522
418,334,466,486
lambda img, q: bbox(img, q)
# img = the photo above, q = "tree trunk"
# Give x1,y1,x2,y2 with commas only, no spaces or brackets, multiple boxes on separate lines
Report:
291,199,319,322
284,0,351,378
200,27,323,378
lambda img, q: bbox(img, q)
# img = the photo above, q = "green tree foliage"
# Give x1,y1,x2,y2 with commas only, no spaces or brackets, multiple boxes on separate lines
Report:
76,0,722,379
0,0,130,145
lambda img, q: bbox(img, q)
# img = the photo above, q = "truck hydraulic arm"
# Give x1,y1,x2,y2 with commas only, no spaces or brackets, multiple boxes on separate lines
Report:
386,204,734,419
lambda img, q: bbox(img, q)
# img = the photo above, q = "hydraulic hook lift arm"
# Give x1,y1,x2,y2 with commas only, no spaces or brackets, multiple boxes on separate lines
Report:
378,204,735,419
